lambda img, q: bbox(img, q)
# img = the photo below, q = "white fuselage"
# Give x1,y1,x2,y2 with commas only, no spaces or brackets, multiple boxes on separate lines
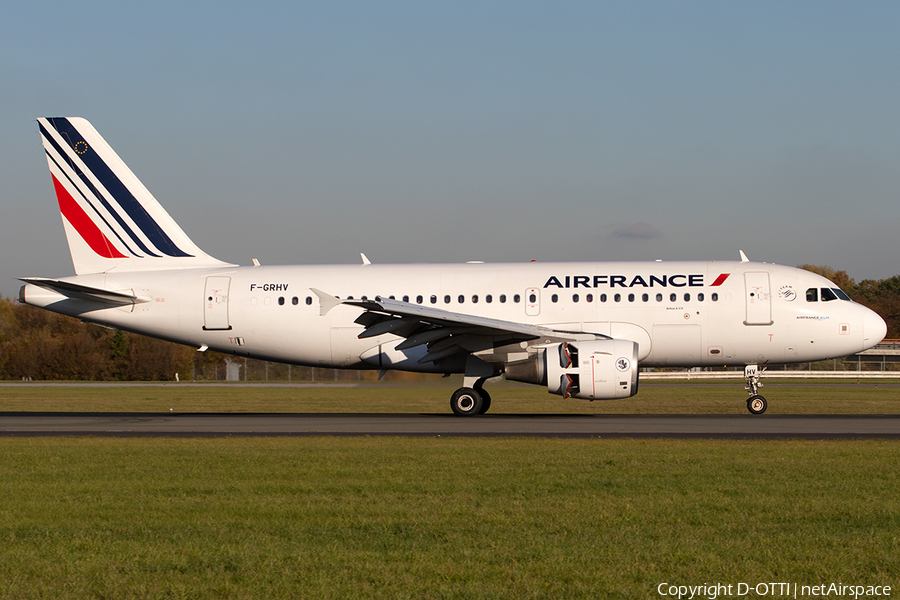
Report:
23,259,885,372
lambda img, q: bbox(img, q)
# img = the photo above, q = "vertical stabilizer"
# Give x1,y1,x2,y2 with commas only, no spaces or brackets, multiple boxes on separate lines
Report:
38,117,234,274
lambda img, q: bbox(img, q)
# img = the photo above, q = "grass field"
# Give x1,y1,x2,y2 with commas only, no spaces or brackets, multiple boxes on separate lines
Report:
1,378,898,414
0,437,898,599
1,383,898,598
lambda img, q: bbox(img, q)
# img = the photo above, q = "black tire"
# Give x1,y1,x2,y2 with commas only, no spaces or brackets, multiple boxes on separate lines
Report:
450,387,483,416
476,388,492,414
747,395,767,415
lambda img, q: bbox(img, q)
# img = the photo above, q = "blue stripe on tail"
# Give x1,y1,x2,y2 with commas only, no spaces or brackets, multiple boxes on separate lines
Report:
45,118,193,258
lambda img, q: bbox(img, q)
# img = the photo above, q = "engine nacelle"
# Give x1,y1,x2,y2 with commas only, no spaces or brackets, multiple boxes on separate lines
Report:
505,339,639,400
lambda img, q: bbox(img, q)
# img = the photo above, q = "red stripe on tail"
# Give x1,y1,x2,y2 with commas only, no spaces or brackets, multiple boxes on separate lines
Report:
52,175,127,259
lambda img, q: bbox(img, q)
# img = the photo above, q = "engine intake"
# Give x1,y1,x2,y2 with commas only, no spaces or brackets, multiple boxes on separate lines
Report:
505,339,639,400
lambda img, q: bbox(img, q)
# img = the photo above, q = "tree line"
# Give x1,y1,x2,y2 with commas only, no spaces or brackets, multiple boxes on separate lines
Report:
1,265,897,381
0,296,388,382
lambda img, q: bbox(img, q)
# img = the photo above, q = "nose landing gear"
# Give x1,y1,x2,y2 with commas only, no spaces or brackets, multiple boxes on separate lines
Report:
747,394,767,414
744,364,767,414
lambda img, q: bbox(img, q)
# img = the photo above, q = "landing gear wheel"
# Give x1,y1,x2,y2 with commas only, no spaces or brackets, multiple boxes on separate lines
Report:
476,388,492,414
450,387,483,416
747,395,767,415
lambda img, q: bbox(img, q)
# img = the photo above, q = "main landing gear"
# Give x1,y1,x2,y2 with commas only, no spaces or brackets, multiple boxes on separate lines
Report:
744,364,767,415
450,384,492,416
450,358,496,416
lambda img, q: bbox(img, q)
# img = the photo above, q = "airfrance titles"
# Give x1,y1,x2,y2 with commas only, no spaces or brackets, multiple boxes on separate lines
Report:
543,274,728,289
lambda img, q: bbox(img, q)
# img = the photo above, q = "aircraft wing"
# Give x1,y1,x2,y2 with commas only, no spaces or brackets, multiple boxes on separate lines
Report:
314,290,602,365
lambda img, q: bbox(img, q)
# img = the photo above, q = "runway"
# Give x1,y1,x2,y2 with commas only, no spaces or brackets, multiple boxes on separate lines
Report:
2,412,899,438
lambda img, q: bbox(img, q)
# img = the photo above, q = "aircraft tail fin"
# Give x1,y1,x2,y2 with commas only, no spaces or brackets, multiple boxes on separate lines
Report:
38,117,233,274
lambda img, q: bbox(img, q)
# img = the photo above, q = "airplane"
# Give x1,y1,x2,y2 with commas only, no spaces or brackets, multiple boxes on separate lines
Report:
19,117,888,415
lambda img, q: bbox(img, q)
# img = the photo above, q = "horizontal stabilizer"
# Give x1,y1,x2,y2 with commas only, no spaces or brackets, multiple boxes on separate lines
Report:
19,277,149,305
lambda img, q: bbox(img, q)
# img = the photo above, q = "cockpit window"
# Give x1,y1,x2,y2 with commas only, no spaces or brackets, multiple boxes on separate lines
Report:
833,288,851,301
807,286,851,302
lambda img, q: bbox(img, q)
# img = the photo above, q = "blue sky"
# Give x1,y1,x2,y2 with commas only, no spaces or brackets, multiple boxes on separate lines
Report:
2,1,899,296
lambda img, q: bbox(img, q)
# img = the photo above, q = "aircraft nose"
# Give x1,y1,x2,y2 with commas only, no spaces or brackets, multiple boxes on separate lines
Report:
863,307,887,350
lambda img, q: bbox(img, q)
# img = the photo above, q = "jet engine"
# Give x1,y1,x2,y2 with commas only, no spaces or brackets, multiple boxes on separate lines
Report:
504,339,639,400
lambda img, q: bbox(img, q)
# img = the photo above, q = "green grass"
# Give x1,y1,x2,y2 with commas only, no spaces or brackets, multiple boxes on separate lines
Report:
0,379,898,413
0,437,898,599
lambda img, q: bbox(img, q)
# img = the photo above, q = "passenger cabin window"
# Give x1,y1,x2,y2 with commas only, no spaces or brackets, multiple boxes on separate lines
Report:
444,295,451,304
486,295,493,303
500,294,507,303
806,288,818,302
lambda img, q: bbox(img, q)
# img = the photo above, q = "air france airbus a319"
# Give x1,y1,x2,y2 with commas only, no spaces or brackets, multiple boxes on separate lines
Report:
20,117,887,415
